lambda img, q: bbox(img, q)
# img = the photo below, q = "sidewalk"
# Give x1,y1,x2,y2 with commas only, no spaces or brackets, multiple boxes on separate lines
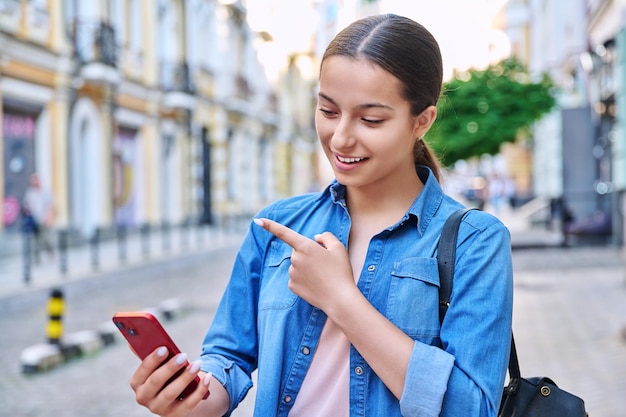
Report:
496,205,566,249
0,223,247,301
450,193,567,249
510,244,626,417
0,205,613,302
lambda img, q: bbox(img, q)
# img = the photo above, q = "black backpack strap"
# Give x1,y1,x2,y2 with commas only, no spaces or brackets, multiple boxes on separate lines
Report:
508,333,521,379
437,208,474,324
436,208,519,380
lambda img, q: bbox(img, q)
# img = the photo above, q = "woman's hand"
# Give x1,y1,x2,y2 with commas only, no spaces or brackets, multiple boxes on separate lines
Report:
255,217,414,399
130,347,213,417
253,218,359,313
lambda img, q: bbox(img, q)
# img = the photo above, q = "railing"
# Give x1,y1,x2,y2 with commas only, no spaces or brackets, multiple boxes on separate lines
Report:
18,215,253,286
72,20,117,66
159,61,194,94
235,74,252,99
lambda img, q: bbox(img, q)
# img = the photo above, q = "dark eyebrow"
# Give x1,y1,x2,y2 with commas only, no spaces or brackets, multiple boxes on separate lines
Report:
318,92,392,111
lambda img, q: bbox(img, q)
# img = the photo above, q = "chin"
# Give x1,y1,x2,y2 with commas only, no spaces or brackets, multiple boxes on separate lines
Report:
332,173,363,187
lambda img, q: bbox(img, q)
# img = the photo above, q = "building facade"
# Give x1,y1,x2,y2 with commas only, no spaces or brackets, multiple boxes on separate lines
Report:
0,0,318,249
504,0,626,244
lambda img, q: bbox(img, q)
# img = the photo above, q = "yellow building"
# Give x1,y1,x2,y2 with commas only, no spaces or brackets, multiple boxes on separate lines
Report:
0,0,316,248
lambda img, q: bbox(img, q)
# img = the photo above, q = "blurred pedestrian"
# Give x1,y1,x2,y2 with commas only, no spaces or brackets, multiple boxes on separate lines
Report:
504,175,516,208
22,172,55,263
487,173,506,214
128,14,513,417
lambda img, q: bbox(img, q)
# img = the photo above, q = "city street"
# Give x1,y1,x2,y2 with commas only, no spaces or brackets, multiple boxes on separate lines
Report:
1,2,625,417
0,242,256,417
0,240,625,416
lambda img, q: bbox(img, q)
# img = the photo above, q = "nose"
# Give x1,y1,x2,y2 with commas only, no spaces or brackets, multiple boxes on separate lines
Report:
331,117,356,150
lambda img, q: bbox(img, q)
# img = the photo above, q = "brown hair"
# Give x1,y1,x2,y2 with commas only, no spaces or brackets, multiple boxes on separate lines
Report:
321,14,443,181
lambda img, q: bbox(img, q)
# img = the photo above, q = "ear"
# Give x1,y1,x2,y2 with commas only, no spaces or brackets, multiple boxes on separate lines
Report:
412,105,438,138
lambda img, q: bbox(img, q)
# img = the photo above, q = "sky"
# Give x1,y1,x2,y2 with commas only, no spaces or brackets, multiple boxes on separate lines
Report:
378,0,510,78
246,0,511,82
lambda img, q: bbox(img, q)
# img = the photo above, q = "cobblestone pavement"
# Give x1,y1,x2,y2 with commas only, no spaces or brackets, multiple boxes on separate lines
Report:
0,243,255,417
510,246,626,417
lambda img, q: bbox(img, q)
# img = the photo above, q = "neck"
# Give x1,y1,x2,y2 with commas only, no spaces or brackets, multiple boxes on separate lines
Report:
346,175,423,220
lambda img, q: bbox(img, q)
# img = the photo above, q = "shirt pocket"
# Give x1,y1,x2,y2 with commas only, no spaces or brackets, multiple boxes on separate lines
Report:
387,257,441,341
259,240,298,310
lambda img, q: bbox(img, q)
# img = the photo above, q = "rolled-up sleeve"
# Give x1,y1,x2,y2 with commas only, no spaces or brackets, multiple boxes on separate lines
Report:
199,226,264,415
400,342,455,416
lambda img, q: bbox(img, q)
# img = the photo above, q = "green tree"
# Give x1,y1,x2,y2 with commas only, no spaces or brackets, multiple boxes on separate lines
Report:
426,58,557,167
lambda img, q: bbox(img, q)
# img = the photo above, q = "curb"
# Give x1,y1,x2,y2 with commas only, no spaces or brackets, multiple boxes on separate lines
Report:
20,297,185,374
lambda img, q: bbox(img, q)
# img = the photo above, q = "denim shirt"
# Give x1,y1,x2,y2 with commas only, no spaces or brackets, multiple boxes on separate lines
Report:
199,166,513,417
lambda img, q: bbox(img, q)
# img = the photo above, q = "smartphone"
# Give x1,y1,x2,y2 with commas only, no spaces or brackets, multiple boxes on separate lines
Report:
112,311,209,400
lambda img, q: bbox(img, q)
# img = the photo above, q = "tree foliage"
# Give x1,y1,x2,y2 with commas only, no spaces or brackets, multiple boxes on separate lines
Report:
426,58,557,167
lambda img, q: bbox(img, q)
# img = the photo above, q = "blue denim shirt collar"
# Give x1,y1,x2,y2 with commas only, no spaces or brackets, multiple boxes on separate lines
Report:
328,165,443,237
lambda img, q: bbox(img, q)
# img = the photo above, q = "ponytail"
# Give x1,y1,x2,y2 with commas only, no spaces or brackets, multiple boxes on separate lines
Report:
414,138,442,183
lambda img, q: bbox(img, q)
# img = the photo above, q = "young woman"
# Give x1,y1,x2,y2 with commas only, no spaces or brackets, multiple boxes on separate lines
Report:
130,14,513,417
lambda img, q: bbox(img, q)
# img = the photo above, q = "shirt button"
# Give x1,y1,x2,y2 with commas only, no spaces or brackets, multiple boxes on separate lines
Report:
367,265,375,272
302,346,310,355
354,366,364,375
284,395,292,403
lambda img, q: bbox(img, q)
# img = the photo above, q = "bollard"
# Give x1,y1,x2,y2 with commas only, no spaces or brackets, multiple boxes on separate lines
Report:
23,231,33,285
90,228,100,271
196,221,204,246
117,225,127,263
46,288,64,345
59,229,68,275
181,219,189,249
141,223,150,259
162,221,170,251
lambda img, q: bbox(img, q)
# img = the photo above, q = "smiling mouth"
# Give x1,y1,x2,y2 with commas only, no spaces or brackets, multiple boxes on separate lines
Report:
337,155,368,164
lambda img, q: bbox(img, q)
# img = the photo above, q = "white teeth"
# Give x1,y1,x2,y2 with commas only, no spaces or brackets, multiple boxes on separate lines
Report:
337,156,365,163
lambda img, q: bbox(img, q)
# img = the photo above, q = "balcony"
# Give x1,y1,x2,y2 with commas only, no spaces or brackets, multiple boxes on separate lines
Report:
0,0,49,41
72,20,119,85
160,61,196,110
235,74,251,99
73,20,117,66
0,0,21,33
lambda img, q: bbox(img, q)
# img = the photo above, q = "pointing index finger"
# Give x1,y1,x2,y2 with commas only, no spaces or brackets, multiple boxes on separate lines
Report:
253,218,310,251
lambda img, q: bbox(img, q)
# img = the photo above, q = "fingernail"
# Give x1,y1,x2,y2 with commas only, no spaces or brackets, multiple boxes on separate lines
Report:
188,360,201,374
157,346,167,357
253,218,264,227
175,353,188,365
203,372,213,386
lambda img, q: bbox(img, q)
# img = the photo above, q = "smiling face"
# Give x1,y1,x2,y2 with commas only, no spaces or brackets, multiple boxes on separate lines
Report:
316,56,435,192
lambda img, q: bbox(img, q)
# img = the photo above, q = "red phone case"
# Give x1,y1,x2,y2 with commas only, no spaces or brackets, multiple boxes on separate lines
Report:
112,311,209,400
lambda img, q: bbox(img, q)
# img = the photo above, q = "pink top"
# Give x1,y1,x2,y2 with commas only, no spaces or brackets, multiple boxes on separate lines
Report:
287,318,350,416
